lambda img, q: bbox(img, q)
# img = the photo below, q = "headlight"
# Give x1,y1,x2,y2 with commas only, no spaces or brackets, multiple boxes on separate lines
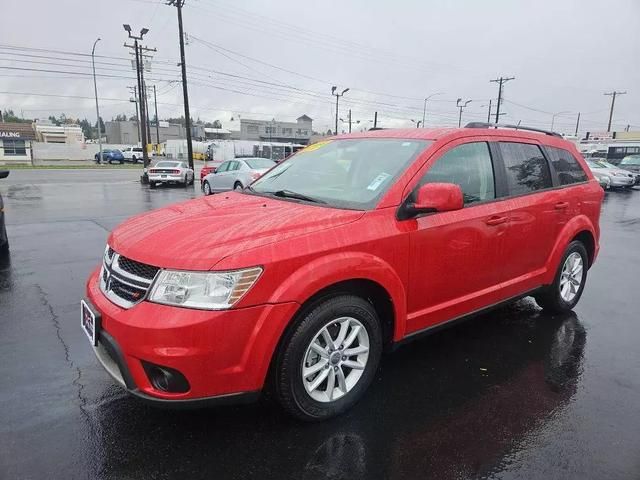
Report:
148,267,262,310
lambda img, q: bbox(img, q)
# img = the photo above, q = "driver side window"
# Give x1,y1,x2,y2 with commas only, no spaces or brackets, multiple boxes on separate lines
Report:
419,142,495,205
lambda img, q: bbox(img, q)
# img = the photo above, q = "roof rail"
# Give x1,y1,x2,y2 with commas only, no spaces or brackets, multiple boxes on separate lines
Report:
464,122,563,138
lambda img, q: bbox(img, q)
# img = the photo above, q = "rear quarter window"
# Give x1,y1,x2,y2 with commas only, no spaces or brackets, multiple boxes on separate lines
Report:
547,147,588,185
497,142,553,196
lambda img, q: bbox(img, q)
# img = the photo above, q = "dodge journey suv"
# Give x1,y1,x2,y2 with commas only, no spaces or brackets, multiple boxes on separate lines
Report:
83,124,603,421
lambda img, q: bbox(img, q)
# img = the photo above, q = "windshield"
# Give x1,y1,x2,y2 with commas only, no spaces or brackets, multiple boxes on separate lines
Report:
621,155,640,166
155,161,180,168
597,160,618,169
245,158,276,169
587,160,603,169
250,139,431,210
112,149,122,154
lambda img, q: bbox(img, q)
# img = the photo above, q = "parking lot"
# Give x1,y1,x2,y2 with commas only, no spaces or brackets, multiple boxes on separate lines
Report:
1,169,639,479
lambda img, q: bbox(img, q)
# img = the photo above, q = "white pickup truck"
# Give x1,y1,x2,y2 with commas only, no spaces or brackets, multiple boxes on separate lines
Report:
121,146,145,163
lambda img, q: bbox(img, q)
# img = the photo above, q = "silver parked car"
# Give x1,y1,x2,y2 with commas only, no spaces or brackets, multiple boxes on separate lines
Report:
586,160,635,189
148,161,194,188
202,157,276,195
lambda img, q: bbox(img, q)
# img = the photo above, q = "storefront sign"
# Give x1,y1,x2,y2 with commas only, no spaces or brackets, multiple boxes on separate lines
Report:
0,131,22,138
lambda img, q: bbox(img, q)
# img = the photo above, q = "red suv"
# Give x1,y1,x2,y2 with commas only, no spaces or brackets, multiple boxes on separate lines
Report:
83,124,603,420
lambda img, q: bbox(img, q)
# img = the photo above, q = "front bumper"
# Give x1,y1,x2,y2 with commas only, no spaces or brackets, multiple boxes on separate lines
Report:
610,175,635,187
86,267,299,405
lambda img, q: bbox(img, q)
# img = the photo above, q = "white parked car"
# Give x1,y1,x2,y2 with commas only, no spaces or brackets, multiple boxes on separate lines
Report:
148,161,194,188
121,146,145,163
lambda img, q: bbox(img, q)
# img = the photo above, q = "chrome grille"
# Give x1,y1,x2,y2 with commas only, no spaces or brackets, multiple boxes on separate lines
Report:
100,248,158,309
117,255,160,280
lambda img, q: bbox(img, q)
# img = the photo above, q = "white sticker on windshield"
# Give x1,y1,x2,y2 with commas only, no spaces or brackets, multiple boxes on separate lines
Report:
367,172,391,191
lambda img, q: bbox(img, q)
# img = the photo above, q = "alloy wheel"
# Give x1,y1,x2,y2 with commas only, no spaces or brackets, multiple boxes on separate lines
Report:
301,317,370,403
559,252,583,302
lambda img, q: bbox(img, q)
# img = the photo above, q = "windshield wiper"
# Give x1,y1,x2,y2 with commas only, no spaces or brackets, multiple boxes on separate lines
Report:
268,189,326,204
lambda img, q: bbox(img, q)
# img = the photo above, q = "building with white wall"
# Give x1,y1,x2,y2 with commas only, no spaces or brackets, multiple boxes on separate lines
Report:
0,122,36,164
239,115,313,144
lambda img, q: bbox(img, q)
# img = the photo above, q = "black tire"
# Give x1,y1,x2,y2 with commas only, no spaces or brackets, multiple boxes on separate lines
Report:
274,295,382,421
120,160,124,165
150,182,157,189
535,240,588,313
132,156,137,163
203,181,212,195
234,182,243,191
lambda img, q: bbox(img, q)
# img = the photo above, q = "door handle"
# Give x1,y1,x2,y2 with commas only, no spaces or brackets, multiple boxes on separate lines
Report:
485,215,508,226
554,202,569,210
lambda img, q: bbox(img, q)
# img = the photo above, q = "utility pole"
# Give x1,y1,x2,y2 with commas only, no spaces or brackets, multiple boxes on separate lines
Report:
348,109,352,133
490,76,515,123
167,0,194,170
456,98,472,127
91,38,104,164
123,24,154,180
373,111,378,129
604,91,626,132
331,86,349,134
128,86,141,143
153,85,160,144
486,99,492,123
575,112,581,137
144,82,152,149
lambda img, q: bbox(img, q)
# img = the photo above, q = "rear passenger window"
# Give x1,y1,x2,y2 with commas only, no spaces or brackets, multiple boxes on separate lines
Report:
498,142,552,196
420,142,495,205
547,147,588,185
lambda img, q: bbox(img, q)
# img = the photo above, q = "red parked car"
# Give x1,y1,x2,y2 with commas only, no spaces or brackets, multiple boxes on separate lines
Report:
83,124,603,420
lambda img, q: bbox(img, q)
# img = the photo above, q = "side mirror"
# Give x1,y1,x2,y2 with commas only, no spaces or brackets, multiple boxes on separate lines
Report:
212,167,218,174
401,182,463,219
0,171,9,179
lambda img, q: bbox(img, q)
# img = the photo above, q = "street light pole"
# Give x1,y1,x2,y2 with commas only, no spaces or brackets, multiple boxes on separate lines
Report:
422,92,444,128
91,38,103,164
331,86,349,134
456,98,472,128
551,111,571,131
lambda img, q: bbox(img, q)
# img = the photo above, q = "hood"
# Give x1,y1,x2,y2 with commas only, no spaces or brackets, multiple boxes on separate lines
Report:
108,192,364,270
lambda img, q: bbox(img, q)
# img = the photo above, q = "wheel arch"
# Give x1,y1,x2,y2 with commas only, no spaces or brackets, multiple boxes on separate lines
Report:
543,215,598,284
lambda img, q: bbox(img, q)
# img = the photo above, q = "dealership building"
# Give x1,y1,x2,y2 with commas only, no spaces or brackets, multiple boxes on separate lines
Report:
0,122,37,164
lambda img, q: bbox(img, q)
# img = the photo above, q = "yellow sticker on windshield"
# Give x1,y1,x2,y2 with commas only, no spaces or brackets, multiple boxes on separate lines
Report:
299,140,331,153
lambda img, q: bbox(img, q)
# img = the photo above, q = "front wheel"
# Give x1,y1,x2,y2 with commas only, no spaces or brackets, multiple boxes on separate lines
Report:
203,181,212,195
234,182,243,191
535,240,588,313
274,295,382,421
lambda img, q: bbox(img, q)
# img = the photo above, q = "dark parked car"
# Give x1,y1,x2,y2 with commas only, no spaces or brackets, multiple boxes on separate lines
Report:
94,149,125,164
0,170,9,254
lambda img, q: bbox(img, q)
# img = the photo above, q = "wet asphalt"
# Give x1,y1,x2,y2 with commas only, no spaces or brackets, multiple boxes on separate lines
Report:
1,169,639,480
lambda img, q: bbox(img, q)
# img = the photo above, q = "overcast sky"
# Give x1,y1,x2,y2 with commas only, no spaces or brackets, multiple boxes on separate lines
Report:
1,0,639,134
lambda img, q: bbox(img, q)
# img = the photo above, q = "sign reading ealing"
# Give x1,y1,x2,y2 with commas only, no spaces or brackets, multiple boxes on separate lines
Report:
0,131,22,138
0,123,37,140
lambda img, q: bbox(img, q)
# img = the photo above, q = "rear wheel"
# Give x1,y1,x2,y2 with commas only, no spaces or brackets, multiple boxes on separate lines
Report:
274,295,382,421
535,241,588,313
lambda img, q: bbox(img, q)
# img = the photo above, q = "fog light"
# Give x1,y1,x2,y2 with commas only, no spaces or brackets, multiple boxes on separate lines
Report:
142,361,190,393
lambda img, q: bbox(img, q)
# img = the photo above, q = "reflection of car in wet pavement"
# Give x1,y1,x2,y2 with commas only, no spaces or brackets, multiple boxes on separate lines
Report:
0,170,9,255
92,305,586,480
